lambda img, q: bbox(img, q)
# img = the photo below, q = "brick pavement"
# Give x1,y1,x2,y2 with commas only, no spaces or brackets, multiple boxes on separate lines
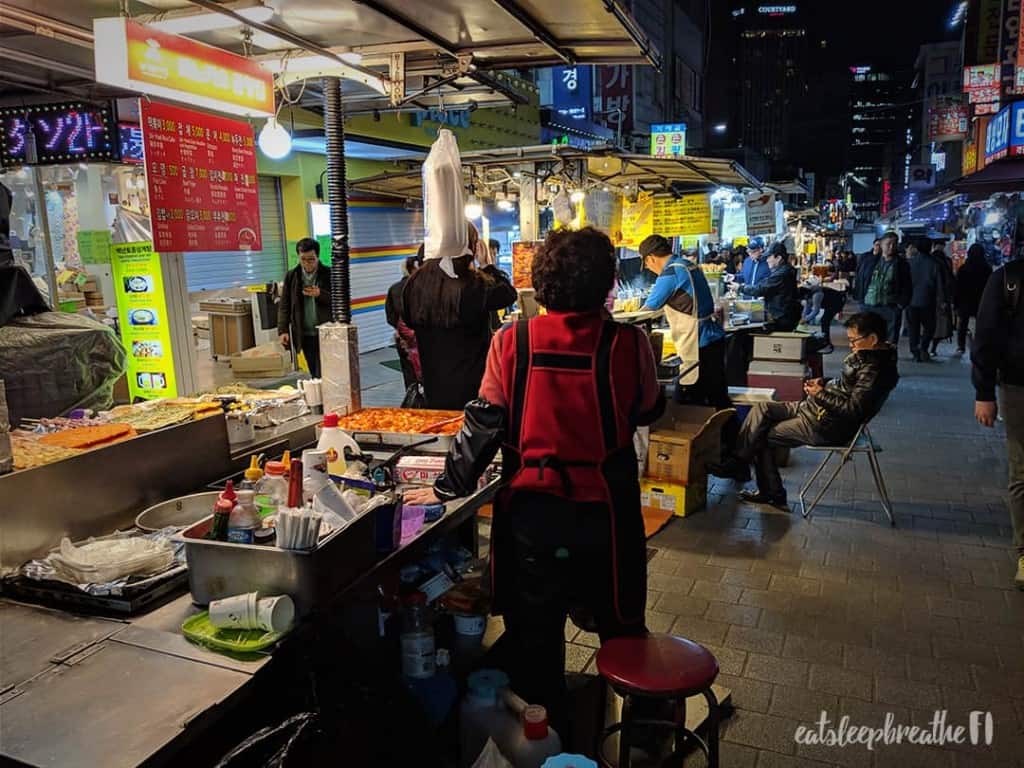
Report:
566,335,1024,767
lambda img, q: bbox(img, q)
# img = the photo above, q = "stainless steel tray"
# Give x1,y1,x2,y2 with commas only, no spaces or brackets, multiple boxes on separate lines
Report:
349,430,453,454
135,491,220,532
175,511,377,617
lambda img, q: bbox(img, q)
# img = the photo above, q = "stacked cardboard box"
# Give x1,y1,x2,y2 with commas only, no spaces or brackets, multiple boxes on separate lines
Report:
748,332,811,402
643,404,735,517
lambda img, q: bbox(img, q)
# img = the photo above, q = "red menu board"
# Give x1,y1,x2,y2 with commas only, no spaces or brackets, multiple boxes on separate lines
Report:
140,100,261,253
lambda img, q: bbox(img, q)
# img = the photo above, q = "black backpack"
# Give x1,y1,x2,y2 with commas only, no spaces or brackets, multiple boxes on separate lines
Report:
1006,259,1023,318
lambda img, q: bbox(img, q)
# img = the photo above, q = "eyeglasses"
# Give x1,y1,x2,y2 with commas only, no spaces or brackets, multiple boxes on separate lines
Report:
847,334,869,345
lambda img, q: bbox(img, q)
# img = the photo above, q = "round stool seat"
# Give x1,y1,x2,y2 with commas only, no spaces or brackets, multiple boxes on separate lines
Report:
597,634,719,697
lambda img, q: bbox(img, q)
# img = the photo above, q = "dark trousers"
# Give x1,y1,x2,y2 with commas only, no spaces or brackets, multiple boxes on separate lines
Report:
863,304,900,344
301,333,321,379
907,305,936,356
489,493,646,740
736,401,830,498
956,308,974,352
676,339,736,456
1003,384,1024,553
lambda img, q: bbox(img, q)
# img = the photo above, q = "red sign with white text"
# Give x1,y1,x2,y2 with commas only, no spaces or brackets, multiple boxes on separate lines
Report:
141,100,261,253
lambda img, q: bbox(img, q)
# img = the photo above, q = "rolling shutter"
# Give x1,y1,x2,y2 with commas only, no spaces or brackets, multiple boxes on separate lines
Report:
184,176,287,292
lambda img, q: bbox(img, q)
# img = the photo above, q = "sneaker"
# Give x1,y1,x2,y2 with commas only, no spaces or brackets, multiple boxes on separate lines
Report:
820,343,835,354
953,348,965,356
1016,556,1024,591
707,457,751,483
738,489,789,511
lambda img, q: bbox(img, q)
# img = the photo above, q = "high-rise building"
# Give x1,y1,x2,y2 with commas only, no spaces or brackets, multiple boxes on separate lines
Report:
846,65,915,221
914,41,966,186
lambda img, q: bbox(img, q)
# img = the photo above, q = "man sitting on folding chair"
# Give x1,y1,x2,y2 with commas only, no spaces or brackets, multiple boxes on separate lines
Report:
710,312,899,510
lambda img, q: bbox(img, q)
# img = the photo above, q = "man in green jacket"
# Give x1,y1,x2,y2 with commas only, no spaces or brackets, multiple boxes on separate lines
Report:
278,238,331,378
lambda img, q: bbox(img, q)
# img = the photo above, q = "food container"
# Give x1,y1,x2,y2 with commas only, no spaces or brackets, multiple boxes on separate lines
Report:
395,456,447,485
176,510,377,617
135,491,221,532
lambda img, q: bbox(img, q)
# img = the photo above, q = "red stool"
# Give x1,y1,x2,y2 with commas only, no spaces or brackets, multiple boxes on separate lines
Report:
596,634,720,768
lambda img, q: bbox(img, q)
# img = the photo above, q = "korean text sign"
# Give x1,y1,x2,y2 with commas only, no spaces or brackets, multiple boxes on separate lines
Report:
141,100,262,253
652,193,711,236
650,123,687,157
110,241,178,400
93,18,274,117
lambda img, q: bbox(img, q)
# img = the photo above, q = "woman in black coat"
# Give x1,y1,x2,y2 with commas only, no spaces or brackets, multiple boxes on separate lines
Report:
953,244,993,354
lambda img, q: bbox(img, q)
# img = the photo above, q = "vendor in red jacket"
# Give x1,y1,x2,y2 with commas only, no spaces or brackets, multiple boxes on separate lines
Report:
406,227,665,733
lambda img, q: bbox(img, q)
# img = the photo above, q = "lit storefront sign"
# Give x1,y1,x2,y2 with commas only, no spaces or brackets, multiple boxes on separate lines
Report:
93,18,275,117
984,102,1011,161
757,5,797,14
650,123,686,157
0,101,118,167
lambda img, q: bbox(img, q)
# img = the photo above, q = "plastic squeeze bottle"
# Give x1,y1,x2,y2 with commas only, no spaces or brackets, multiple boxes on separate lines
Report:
239,455,263,490
316,413,360,479
227,490,260,544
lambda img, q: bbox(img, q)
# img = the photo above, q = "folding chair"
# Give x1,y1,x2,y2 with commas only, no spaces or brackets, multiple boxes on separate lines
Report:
798,422,895,526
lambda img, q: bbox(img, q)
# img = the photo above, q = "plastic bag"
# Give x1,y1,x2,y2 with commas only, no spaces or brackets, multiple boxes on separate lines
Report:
471,739,514,768
401,382,426,409
49,534,174,584
214,712,317,768
422,129,467,278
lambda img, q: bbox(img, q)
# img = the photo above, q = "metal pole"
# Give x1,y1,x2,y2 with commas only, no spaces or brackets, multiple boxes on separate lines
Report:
31,167,58,308
323,76,351,323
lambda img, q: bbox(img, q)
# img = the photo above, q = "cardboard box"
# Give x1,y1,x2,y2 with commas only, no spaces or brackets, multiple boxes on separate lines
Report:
648,404,735,484
395,456,446,486
641,477,708,518
747,361,808,402
753,332,809,362
230,343,288,377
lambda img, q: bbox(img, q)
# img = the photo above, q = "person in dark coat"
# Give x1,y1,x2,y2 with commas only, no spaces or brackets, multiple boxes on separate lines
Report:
852,239,881,302
278,238,331,378
402,225,517,411
860,231,912,343
928,241,955,356
906,238,940,362
953,243,993,355
739,243,801,331
385,248,425,390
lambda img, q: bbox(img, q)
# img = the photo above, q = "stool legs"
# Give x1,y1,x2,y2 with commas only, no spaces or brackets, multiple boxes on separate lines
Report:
703,688,720,768
617,694,633,768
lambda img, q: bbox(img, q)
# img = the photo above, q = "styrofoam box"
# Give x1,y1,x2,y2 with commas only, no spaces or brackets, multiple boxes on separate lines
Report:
753,332,809,362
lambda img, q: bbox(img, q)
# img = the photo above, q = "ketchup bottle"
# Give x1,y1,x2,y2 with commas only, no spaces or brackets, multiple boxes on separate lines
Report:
287,458,304,508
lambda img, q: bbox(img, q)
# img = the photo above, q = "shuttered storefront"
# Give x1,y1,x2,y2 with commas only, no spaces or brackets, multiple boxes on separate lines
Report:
184,176,287,292
349,198,423,353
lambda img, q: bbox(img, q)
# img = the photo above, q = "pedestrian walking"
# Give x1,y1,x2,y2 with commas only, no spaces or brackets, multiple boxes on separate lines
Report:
906,238,940,362
972,259,1024,589
277,238,331,378
860,231,911,344
953,244,992,355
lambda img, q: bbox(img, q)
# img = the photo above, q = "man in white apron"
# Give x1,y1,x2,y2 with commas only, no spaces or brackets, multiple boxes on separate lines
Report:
640,235,730,411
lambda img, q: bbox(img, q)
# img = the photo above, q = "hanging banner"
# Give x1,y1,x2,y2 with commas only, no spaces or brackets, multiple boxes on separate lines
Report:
652,193,712,237
582,189,620,236
746,192,777,235
93,18,274,117
110,241,179,400
141,100,262,253
928,104,970,141
615,192,653,248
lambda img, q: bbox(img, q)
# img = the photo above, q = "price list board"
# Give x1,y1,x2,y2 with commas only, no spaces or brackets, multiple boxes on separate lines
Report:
140,100,262,253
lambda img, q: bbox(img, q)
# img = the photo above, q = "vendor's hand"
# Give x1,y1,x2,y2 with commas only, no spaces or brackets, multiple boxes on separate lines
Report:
302,286,321,298
803,378,824,396
975,400,997,428
723,273,735,283
279,332,290,350
404,487,442,506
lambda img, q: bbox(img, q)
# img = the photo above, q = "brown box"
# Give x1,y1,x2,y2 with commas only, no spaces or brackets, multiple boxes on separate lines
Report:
648,405,735,485
229,343,288,377
210,311,255,357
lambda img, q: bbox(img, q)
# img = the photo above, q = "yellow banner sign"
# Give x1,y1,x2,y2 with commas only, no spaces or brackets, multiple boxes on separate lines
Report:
110,241,179,400
615,192,654,249
652,193,712,237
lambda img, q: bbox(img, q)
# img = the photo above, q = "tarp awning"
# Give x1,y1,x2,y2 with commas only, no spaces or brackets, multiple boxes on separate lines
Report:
351,145,763,200
911,189,960,213
951,161,1024,198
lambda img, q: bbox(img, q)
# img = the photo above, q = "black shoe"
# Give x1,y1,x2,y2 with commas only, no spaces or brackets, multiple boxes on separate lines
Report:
738,490,789,511
708,457,751,483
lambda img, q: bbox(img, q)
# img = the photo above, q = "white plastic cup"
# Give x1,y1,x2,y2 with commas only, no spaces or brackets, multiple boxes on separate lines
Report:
454,613,487,636
209,592,260,630
257,595,295,633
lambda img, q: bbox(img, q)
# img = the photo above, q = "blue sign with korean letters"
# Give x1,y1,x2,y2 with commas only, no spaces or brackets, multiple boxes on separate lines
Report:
552,66,592,122
985,101,1024,161
1010,101,1024,157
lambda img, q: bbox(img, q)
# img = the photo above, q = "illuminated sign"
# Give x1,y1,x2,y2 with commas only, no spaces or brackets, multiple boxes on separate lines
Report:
552,66,592,122
650,123,687,157
928,104,969,141
984,103,1011,161
969,85,1002,104
110,241,179,400
119,123,144,164
964,64,1001,91
93,18,274,117
757,4,797,13
0,101,118,168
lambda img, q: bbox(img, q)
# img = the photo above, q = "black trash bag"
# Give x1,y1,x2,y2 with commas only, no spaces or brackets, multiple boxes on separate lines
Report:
401,382,426,409
215,712,317,768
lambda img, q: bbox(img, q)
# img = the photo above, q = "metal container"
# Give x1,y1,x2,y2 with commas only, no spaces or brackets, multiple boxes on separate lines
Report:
349,431,452,454
135,492,220,532
175,511,377,617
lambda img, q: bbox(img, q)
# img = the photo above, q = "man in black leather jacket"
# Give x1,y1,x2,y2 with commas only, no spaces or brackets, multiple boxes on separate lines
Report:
738,243,801,331
711,311,899,508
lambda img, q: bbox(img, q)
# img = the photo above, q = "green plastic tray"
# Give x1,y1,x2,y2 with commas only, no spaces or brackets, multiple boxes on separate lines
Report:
181,610,287,654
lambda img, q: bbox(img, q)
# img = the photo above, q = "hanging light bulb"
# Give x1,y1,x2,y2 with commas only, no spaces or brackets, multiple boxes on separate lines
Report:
570,189,586,204
258,117,292,159
496,198,515,211
464,193,483,220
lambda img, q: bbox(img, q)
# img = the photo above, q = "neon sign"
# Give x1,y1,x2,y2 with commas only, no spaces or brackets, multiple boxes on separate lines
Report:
0,101,118,168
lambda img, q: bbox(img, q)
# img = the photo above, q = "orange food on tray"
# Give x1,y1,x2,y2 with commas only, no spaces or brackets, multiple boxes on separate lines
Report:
39,423,137,449
336,408,464,436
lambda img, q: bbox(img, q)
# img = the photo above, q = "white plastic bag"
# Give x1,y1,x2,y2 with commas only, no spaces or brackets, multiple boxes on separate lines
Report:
633,426,650,476
422,129,468,278
470,739,514,768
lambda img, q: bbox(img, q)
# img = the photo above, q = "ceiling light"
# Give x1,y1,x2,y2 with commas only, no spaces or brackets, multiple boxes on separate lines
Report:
147,4,274,35
570,189,586,204
713,123,728,134
496,199,515,211
464,194,483,220
258,117,292,159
